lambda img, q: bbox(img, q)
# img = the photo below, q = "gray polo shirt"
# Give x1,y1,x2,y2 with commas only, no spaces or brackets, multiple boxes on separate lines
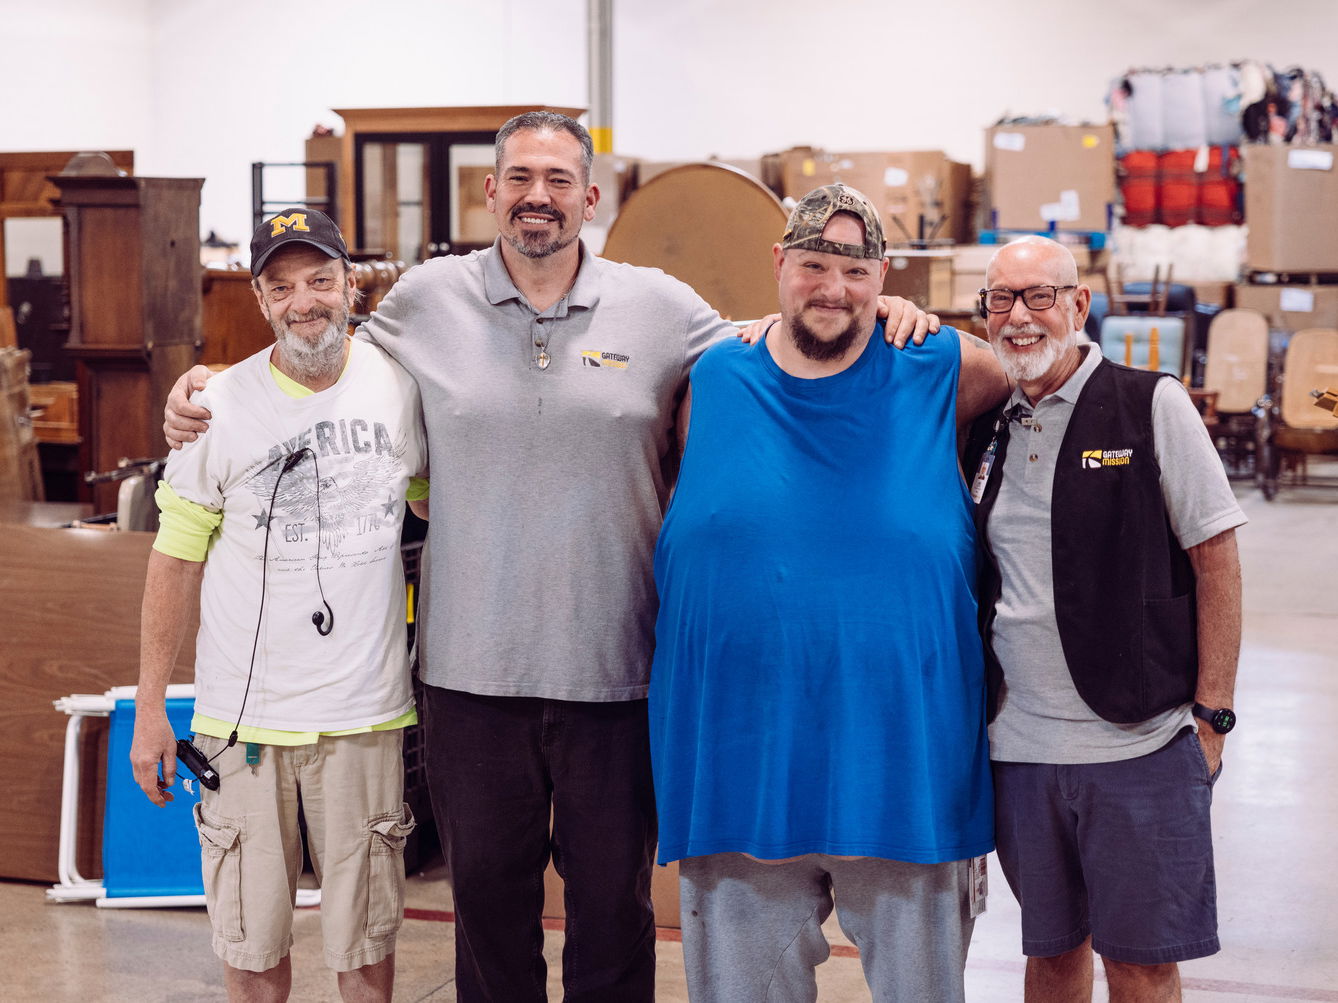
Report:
358,239,733,701
986,344,1247,763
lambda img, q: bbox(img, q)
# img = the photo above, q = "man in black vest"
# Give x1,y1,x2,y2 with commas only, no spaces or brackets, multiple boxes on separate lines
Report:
968,236,1245,1002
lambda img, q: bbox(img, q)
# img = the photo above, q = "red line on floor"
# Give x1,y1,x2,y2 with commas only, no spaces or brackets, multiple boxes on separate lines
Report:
1178,981,1338,1001
396,909,1336,999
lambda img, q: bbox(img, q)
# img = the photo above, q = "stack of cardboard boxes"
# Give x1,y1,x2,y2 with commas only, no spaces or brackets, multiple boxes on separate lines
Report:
765,147,974,246
984,124,1116,234
600,126,1123,316
1237,145,1338,329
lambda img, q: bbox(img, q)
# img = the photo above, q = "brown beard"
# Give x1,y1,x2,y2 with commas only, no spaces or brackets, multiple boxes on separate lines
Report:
789,312,860,362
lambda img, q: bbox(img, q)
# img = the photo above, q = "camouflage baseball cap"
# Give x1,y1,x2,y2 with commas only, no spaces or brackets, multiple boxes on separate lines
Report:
780,184,885,260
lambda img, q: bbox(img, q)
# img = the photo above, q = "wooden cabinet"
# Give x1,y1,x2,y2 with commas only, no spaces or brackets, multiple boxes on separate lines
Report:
0,151,134,312
0,516,198,881
52,176,203,512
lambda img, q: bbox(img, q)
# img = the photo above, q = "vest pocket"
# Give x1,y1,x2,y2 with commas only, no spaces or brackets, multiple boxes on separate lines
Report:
194,803,244,942
366,803,417,937
1141,593,1197,714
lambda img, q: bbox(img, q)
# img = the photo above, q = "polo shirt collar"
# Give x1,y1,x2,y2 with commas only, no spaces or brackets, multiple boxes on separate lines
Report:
1006,341,1104,413
481,237,602,315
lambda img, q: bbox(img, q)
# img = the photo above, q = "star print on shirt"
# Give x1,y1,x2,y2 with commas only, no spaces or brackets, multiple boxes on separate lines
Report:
382,494,397,518
253,508,273,530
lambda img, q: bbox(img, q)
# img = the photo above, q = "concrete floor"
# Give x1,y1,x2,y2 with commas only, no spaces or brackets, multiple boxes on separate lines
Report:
6,462,1337,1001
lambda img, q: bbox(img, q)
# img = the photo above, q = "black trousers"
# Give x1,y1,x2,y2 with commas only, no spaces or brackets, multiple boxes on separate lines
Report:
423,685,658,1002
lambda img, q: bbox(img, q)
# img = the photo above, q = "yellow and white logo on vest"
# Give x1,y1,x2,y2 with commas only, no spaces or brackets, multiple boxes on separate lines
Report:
580,350,629,369
269,213,311,237
1082,448,1133,468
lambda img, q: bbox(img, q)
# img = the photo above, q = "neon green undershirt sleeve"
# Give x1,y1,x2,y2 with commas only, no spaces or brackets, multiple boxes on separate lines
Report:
152,481,221,562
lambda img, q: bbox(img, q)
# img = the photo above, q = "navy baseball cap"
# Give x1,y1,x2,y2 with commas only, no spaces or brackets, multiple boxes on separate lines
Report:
250,208,350,276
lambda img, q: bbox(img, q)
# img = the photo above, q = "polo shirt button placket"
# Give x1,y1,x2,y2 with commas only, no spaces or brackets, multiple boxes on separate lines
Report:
534,317,551,369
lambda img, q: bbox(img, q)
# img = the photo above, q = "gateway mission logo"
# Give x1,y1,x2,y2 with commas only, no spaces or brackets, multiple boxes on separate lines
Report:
1082,448,1134,468
581,350,629,369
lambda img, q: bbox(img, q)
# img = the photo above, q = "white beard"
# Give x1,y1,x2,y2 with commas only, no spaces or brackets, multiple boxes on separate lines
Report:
272,307,349,382
992,323,1074,384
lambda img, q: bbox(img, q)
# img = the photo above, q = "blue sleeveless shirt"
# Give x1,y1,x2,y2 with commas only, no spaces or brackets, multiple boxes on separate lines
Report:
649,325,993,865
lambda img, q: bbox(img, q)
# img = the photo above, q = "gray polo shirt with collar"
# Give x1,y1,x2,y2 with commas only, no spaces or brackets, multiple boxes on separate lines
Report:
358,239,734,701
985,343,1247,763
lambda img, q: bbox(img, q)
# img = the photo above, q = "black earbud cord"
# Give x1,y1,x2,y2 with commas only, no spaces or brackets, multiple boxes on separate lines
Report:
204,447,334,763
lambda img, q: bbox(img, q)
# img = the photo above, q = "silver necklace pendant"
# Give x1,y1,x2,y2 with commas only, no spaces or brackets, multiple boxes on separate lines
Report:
537,352,551,369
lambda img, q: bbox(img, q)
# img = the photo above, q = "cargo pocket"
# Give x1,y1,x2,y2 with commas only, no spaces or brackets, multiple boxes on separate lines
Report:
366,803,416,937
194,802,244,942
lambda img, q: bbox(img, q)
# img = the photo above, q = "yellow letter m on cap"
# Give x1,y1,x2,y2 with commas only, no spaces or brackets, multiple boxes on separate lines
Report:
270,213,310,237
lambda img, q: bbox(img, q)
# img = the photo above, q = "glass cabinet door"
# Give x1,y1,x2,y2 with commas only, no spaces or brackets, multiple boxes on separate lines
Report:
356,131,498,261
360,140,430,261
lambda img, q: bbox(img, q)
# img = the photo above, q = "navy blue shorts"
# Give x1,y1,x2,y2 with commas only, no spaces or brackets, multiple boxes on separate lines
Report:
992,728,1221,965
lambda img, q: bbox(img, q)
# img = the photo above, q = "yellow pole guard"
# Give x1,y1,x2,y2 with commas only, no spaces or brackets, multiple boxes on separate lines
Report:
406,582,416,625
590,126,614,154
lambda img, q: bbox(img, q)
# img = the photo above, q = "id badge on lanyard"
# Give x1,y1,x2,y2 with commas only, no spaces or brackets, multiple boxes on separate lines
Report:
970,416,1004,504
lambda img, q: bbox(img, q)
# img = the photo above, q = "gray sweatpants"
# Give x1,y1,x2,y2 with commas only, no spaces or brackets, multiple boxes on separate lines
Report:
678,852,974,1003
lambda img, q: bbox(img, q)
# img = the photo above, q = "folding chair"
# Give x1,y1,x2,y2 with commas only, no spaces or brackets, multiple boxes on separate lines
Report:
1254,328,1338,500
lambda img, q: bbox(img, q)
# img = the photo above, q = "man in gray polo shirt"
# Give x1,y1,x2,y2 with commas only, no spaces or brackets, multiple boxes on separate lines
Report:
165,112,936,1001
967,236,1245,1002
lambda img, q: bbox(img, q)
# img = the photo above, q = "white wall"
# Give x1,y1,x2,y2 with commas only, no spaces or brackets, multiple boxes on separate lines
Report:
4,0,1338,254
3,0,154,151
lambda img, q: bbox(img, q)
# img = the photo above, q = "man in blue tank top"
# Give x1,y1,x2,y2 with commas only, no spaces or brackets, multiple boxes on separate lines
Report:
649,185,1010,1001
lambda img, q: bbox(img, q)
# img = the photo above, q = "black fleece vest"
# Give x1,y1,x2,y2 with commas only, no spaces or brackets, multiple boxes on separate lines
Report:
966,358,1198,724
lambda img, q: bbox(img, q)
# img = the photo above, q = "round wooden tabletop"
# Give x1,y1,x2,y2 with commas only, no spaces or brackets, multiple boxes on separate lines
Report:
602,163,788,323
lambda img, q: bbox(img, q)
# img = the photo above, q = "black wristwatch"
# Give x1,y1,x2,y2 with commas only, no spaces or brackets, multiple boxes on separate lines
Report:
1192,703,1237,734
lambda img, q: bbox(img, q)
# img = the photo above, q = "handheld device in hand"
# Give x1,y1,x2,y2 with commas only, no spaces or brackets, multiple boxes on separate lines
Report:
176,738,221,791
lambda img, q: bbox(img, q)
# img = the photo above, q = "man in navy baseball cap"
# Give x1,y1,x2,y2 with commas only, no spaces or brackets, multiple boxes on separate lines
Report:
249,207,350,276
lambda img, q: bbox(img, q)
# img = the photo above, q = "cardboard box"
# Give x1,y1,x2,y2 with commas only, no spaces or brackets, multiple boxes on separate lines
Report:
883,250,954,310
543,858,682,929
985,124,1116,233
1243,145,1338,273
951,244,1000,312
950,242,1095,312
590,153,638,225
581,153,640,255
1186,281,1235,309
1234,282,1338,331
771,147,974,245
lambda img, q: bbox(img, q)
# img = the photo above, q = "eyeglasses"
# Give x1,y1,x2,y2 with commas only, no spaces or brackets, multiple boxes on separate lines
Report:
978,284,1077,314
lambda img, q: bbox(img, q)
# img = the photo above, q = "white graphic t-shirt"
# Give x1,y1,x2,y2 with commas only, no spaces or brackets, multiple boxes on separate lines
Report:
164,340,428,731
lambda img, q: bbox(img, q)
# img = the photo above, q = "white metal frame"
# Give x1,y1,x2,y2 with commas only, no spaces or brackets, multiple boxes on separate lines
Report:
46,684,319,909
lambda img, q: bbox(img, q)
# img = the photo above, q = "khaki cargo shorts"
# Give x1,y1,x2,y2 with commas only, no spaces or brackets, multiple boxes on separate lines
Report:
193,729,415,973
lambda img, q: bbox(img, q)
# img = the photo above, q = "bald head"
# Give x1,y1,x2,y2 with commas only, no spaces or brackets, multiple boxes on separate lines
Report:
986,235,1079,288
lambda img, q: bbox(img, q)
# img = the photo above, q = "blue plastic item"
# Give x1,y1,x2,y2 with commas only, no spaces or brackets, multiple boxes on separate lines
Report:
101,698,203,898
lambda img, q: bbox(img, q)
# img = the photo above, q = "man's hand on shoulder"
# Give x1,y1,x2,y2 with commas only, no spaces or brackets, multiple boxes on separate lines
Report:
164,365,217,449
735,314,778,345
877,296,940,349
